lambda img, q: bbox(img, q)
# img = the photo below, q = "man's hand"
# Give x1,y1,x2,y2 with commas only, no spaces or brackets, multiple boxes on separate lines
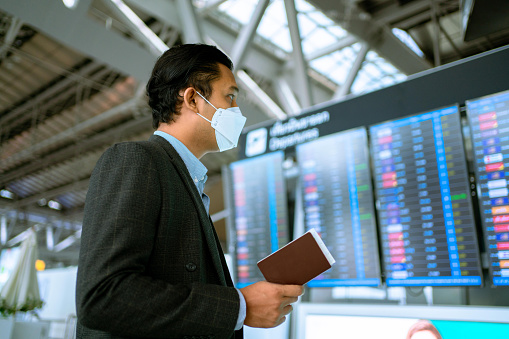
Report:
240,281,304,328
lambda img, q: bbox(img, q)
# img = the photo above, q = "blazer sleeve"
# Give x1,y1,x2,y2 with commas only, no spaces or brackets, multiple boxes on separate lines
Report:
75,142,239,338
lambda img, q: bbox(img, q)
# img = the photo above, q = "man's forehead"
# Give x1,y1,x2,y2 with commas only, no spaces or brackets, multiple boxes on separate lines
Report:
216,64,239,93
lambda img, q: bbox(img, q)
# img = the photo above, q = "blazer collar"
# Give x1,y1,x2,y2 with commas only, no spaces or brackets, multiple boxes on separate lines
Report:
149,135,228,286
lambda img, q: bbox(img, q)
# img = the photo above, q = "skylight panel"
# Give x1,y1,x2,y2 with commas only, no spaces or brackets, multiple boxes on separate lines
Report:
351,51,406,95
302,29,337,54
310,43,360,85
295,0,314,12
298,13,318,37
256,0,292,51
213,0,407,97
217,0,258,25
310,54,337,74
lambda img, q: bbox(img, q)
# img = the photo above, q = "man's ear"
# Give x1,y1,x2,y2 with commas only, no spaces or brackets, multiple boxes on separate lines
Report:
182,87,198,112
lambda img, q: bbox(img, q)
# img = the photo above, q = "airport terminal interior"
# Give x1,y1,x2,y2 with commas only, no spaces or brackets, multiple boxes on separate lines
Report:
0,0,509,338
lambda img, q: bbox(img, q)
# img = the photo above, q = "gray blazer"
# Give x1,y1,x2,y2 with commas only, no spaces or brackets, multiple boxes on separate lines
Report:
76,135,242,339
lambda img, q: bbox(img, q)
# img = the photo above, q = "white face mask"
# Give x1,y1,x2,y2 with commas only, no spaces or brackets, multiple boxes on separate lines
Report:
196,91,247,152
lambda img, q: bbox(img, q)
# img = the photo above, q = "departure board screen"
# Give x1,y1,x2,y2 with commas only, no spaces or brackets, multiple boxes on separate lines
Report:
230,151,289,288
466,90,509,286
296,128,381,287
370,106,483,286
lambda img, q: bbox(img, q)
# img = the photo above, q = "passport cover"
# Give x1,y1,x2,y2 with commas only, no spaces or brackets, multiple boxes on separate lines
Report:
257,228,335,285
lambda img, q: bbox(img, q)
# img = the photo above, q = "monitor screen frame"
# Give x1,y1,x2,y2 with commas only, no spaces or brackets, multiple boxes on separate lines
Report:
292,302,509,339
368,104,483,287
295,126,382,287
227,150,290,288
465,88,509,287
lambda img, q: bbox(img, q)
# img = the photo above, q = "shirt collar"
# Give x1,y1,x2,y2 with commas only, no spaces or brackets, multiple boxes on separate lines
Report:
153,131,208,184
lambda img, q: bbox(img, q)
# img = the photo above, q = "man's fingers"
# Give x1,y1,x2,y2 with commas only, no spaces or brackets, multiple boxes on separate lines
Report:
281,284,304,297
275,316,287,327
281,296,299,307
282,304,293,316
270,305,292,327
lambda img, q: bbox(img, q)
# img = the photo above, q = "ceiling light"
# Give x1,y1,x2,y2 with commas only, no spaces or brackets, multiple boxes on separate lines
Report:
48,200,62,210
0,190,14,199
62,0,79,9
392,28,424,58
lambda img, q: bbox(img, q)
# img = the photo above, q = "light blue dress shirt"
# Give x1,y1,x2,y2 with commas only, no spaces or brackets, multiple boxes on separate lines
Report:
153,131,246,330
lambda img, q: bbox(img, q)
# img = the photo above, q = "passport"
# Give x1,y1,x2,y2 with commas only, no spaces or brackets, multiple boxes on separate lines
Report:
257,228,335,285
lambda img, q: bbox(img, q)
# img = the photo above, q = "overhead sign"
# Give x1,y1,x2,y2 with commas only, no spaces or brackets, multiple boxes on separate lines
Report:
239,109,333,159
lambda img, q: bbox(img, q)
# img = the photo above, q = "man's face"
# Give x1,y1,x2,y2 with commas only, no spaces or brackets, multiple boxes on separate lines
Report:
197,63,239,151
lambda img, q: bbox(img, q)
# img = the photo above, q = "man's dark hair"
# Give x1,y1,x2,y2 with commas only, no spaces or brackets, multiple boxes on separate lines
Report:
146,44,233,129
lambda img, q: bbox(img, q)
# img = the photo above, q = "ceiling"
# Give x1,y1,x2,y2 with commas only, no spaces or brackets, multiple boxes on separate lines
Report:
0,0,508,267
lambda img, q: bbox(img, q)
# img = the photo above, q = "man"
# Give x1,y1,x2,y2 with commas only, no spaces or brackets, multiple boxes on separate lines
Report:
75,44,303,339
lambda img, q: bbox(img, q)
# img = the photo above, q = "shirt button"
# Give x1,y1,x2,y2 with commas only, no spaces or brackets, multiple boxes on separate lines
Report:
185,263,197,272
194,178,198,183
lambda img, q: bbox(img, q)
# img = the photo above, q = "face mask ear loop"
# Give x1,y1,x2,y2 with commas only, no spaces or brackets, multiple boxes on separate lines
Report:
196,91,218,110
196,112,212,123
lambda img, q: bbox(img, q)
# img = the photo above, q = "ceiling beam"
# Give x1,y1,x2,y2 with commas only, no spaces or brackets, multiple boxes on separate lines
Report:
12,178,90,209
284,0,312,107
176,0,205,44
334,42,369,99
108,0,287,121
0,203,83,237
371,1,430,26
236,70,287,120
230,0,270,69
273,77,301,116
0,114,152,186
0,0,156,82
101,0,169,55
307,0,431,75
305,35,357,61
126,0,334,107
430,0,441,66
197,0,228,17
0,95,142,172
0,16,23,61
0,61,105,135
397,10,433,30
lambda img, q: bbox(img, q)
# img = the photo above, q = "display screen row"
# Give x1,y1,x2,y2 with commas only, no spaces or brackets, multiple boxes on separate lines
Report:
229,89,509,287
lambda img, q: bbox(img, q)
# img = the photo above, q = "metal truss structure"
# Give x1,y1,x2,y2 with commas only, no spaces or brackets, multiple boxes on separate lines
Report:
0,0,508,266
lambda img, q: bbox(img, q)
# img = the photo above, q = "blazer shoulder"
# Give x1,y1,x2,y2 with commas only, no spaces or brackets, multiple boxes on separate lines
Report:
100,139,169,162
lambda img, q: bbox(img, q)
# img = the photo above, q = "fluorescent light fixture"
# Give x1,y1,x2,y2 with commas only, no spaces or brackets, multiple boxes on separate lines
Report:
48,200,62,210
62,0,79,9
0,190,14,199
392,27,425,58
107,0,168,55
1,216,7,245
46,226,54,251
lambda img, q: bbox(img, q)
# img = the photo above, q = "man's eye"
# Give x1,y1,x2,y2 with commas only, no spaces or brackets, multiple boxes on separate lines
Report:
228,94,235,103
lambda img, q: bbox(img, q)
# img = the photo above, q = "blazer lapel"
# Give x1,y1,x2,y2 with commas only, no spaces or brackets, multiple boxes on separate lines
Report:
149,135,228,286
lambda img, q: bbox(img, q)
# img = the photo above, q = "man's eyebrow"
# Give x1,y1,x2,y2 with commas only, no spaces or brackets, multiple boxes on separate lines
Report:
230,86,239,95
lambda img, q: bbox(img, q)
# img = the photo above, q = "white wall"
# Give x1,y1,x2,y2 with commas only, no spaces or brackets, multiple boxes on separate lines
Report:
37,267,77,339
37,266,77,319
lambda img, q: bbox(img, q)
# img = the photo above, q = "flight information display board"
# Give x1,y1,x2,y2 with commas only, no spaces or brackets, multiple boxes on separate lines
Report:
370,105,483,286
296,128,381,287
466,89,509,286
230,151,289,288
